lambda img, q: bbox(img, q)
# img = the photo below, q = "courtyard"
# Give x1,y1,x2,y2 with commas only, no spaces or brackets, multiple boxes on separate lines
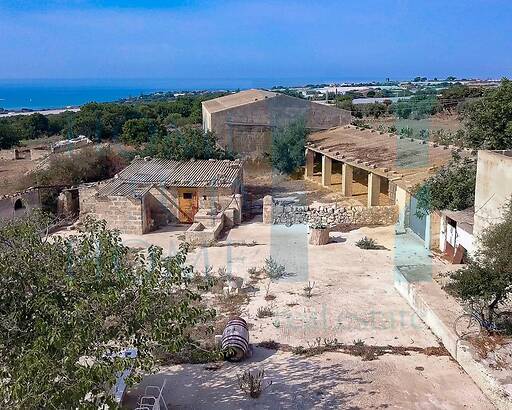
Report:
120,221,493,409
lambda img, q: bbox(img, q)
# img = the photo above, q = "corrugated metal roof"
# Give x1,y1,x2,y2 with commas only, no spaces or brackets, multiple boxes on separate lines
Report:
96,180,153,198
96,158,242,198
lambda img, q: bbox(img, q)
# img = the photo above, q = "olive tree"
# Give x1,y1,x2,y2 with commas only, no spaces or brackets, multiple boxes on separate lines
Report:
413,153,477,217
462,78,512,149
0,213,215,408
271,119,309,174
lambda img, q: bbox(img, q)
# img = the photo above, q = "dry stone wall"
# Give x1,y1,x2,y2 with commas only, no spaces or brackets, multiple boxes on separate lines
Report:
263,195,398,227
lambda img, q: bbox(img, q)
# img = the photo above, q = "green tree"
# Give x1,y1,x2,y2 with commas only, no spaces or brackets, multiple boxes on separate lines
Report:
271,119,309,174
463,78,512,149
121,118,164,145
19,146,128,188
0,214,215,408
413,153,477,216
23,113,49,140
144,127,230,161
447,200,512,321
276,89,305,99
0,121,21,149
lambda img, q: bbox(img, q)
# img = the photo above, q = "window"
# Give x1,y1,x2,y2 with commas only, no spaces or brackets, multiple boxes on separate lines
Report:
183,192,193,199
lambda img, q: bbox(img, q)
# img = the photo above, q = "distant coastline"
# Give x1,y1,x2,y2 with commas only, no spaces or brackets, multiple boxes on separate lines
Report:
0,77,400,111
0,107,81,118
0,77,501,113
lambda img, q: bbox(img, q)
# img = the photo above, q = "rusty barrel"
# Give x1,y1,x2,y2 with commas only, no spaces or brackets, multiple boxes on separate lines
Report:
221,317,249,362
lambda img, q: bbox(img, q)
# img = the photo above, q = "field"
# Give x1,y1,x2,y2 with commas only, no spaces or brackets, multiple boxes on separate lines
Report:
366,113,463,134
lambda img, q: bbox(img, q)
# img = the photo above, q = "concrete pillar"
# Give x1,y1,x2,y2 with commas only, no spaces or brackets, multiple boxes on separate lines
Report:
368,172,381,207
321,155,332,187
234,193,243,224
305,149,314,179
395,185,410,234
341,163,353,197
263,195,273,224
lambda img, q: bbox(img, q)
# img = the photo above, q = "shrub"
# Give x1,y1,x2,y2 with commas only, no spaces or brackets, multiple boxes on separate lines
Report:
303,281,316,298
18,146,128,189
257,305,274,318
355,237,379,250
237,369,272,398
264,256,287,280
446,200,512,323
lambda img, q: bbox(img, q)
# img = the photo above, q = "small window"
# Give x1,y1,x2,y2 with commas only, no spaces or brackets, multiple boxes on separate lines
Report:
183,192,193,199
203,195,207,200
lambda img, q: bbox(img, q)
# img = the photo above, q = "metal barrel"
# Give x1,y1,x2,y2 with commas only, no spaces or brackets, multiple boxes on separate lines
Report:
221,317,249,362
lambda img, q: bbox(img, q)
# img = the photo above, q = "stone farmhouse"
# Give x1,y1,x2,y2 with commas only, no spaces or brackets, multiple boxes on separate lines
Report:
79,157,243,235
202,89,350,157
305,125,473,251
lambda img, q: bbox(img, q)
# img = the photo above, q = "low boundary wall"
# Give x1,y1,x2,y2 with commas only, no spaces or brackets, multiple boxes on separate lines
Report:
262,195,398,227
394,267,512,409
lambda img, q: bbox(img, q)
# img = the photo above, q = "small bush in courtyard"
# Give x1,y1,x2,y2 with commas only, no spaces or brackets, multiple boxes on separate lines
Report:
237,368,272,398
257,305,274,318
264,256,287,280
303,281,316,298
356,236,379,250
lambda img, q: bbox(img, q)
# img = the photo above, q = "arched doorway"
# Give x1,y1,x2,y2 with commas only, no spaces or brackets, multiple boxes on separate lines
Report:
14,198,26,216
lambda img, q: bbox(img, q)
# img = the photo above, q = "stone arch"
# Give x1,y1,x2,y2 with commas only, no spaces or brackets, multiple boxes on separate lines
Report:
14,198,26,215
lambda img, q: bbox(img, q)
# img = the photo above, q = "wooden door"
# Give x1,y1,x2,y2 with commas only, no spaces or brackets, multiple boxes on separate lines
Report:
178,189,198,223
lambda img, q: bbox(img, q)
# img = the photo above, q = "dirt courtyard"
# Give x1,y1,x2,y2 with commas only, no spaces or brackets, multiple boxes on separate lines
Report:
120,222,493,409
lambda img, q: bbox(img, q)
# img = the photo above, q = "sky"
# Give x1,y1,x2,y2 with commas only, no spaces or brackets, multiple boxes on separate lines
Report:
0,0,511,83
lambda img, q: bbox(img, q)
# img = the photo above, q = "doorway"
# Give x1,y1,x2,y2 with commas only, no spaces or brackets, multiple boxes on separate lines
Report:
178,189,198,223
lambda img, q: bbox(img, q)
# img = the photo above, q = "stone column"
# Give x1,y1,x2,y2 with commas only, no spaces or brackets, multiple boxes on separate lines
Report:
305,149,314,179
263,195,273,224
368,172,381,207
341,163,353,196
321,155,332,187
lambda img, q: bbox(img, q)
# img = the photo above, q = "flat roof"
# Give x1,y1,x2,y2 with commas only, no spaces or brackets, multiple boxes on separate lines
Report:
307,125,473,191
95,158,243,197
202,89,278,114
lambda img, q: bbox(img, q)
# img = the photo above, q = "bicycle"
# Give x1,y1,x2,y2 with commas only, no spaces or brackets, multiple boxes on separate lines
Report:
453,305,505,340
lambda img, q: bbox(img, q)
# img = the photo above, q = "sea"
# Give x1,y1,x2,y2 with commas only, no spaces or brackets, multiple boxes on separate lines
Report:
0,77,383,111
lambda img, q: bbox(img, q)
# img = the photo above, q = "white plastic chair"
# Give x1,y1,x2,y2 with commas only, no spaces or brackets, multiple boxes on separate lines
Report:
137,379,168,410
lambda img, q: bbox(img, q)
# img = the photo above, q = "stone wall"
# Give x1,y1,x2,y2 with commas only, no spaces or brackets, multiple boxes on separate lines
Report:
79,185,147,235
209,94,350,157
0,188,42,221
79,183,242,234
263,195,398,227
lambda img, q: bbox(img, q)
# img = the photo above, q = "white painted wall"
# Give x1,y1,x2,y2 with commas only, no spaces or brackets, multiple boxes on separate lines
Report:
439,215,475,256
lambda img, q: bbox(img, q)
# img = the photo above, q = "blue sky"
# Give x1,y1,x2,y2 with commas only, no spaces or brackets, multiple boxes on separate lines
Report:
0,0,511,82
